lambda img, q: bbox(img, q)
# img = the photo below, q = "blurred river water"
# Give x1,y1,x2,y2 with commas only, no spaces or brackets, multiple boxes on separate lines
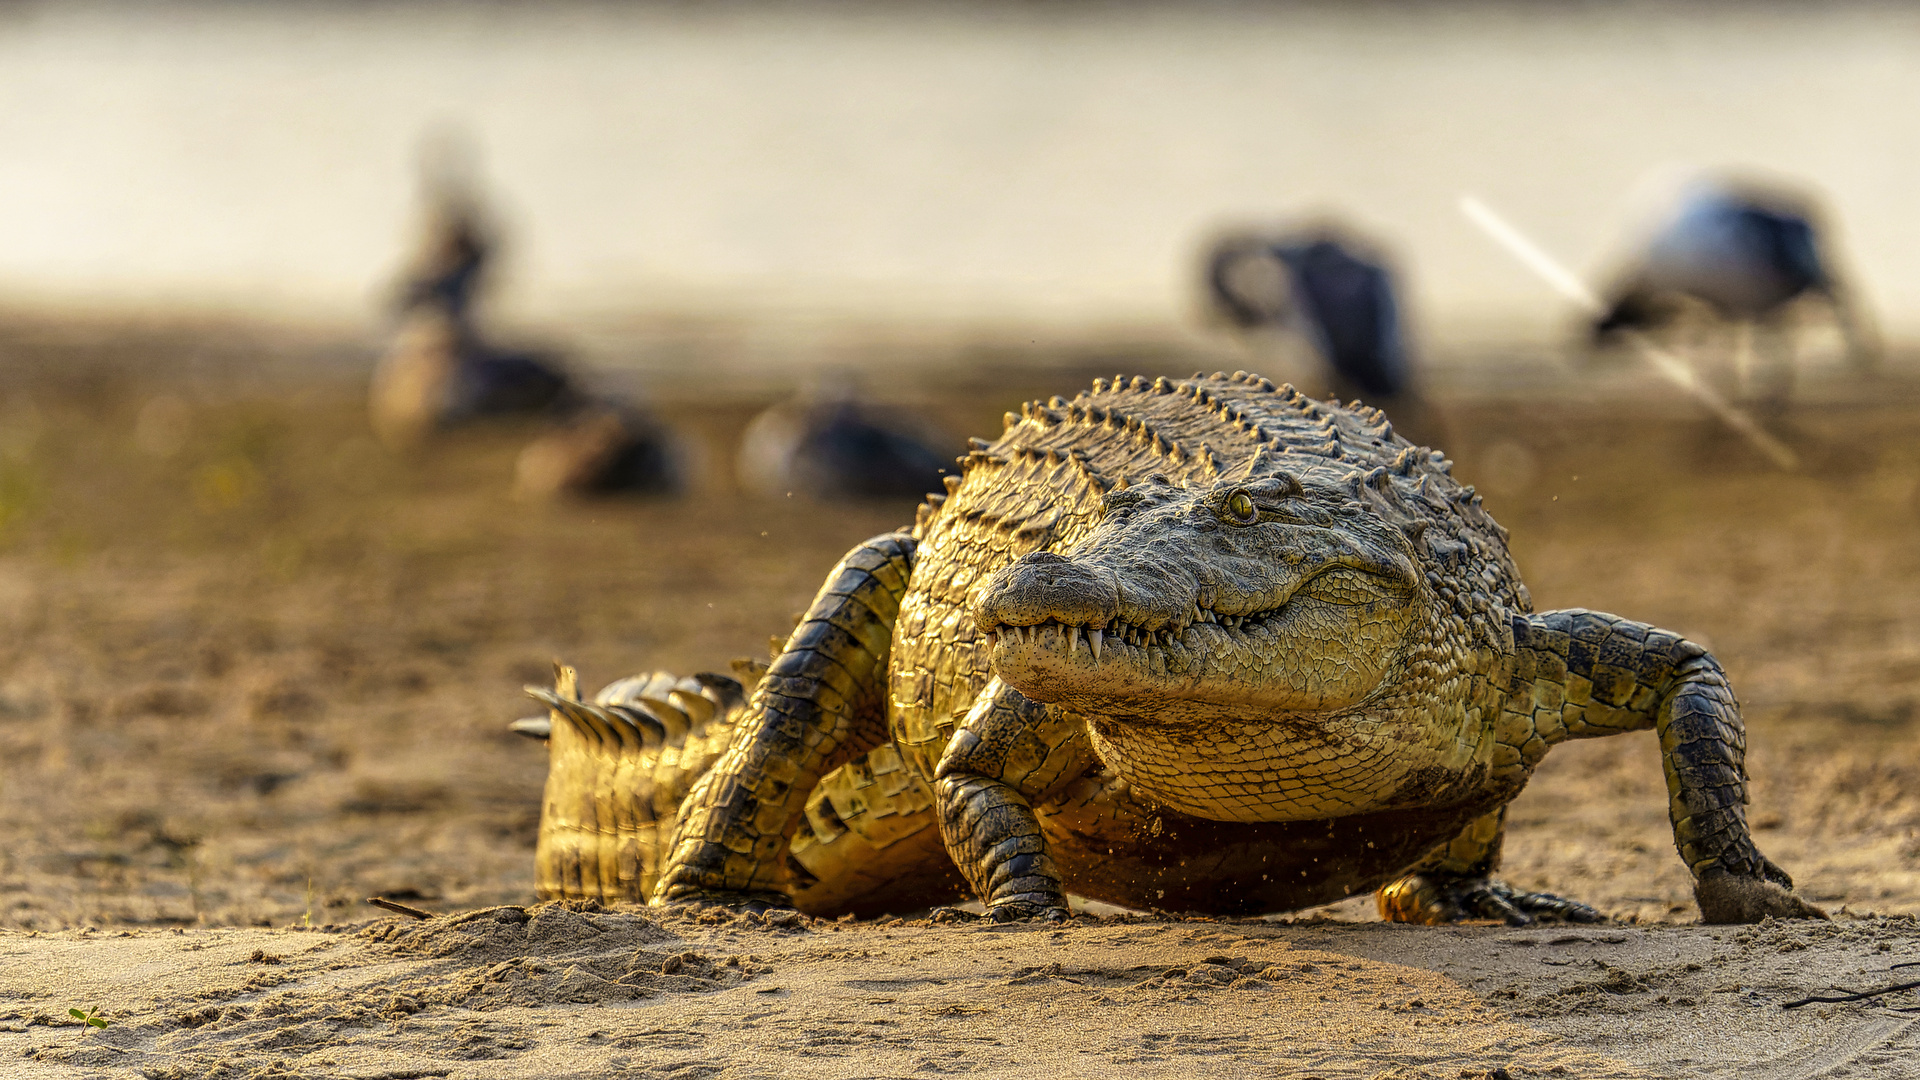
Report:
1,1,1918,362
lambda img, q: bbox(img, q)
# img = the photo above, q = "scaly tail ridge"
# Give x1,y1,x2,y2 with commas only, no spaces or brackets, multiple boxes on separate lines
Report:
528,663,747,903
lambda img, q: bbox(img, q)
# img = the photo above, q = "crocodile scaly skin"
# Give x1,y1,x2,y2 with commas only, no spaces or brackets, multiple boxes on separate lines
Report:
536,371,1819,924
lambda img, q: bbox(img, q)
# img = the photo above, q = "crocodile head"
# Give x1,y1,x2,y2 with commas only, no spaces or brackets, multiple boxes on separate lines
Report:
973,470,1424,724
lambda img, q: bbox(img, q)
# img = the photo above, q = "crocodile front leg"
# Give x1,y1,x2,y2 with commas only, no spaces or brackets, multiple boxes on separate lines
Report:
933,678,1097,920
1499,609,1821,923
652,532,914,908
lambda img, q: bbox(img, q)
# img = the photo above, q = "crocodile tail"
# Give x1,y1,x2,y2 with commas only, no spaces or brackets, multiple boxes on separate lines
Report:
528,664,748,903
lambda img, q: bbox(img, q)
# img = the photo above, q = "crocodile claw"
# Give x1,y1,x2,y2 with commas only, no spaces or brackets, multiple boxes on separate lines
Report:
1464,881,1603,926
1377,873,1603,927
928,902,1070,925
988,901,1070,924
655,891,797,916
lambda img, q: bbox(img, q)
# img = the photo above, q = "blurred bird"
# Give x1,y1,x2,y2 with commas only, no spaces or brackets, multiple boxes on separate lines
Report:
371,131,683,494
1204,226,1413,401
1592,181,1875,401
737,388,950,501
394,194,489,320
513,399,682,500
369,148,575,449
393,126,495,321
369,304,574,449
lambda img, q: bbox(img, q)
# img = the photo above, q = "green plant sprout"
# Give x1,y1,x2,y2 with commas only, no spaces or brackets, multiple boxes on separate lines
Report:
67,1006,108,1031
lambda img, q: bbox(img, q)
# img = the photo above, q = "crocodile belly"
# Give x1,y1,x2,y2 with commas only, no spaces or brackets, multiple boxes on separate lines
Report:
1084,711,1483,823
1038,770,1507,914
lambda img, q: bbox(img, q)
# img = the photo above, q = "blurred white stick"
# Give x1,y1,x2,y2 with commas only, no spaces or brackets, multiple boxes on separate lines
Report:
1459,195,1799,471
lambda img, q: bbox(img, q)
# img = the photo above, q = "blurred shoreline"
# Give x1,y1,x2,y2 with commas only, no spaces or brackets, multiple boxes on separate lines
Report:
3,306,1912,415
4,0,1920,340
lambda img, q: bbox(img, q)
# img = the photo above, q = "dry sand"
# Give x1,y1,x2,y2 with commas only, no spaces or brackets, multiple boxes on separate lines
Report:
5,907,1917,1078
1,341,1918,1077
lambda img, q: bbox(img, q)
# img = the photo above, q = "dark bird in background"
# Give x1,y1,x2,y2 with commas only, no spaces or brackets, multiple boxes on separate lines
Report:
1204,226,1414,402
514,399,682,501
1591,181,1876,401
737,384,950,501
369,306,575,449
370,134,680,497
370,160,574,448
391,127,494,322
394,200,488,320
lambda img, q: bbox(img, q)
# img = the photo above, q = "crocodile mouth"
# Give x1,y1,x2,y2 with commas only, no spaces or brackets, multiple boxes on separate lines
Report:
979,579,1411,716
979,606,1274,663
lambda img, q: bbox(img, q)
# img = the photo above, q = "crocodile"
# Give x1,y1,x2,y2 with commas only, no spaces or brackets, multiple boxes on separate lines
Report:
527,370,1823,925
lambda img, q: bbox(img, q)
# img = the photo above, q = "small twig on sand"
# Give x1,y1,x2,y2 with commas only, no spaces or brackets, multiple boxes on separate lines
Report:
366,897,435,920
1782,964,1920,1008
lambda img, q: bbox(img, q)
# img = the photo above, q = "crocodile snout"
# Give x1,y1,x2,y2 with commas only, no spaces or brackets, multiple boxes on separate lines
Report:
975,551,1119,630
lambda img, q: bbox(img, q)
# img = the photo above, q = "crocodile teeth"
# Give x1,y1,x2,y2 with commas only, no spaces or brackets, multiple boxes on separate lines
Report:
1088,628,1102,660
1068,625,1082,657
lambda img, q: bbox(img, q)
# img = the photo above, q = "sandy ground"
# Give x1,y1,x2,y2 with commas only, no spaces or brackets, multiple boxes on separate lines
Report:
1,337,1919,1076
5,908,1919,1078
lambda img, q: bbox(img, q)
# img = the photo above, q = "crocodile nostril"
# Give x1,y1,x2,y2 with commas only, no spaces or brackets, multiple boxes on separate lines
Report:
975,552,1119,633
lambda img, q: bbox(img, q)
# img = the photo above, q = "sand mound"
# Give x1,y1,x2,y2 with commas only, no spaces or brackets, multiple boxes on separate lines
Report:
357,900,773,1008
360,901,675,963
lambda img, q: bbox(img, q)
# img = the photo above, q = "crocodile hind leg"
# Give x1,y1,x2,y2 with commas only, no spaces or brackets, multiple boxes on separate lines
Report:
652,532,960,911
786,742,967,917
1386,609,1823,925
1375,807,1600,926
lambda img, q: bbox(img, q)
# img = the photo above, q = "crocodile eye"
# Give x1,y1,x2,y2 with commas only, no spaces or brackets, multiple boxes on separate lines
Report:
1224,491,1258,525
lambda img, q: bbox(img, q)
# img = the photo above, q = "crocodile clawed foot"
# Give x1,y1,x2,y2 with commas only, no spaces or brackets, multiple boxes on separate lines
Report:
989,902,1070,924
928,901,1069,925
656,891,796,917
1377,874,1603,927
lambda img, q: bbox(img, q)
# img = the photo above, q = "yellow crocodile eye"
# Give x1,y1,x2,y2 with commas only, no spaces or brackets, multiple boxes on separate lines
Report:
1226,492,1257,523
